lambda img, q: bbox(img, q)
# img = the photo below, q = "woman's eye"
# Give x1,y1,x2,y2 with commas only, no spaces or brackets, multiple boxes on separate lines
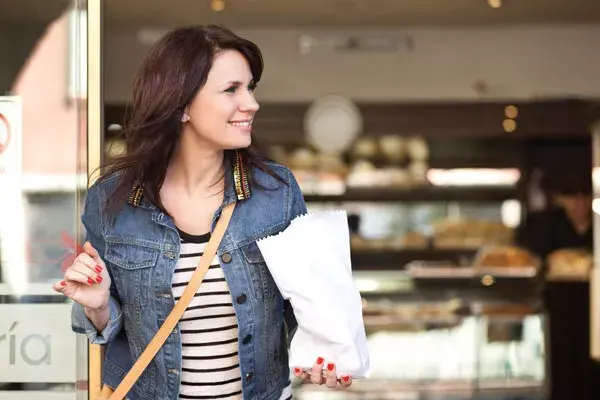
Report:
248,84,257,93
224,86,237,94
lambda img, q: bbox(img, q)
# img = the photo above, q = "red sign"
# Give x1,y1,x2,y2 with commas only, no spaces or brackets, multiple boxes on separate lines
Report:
57,231,84,272
0,112,11,156
25,231,84,272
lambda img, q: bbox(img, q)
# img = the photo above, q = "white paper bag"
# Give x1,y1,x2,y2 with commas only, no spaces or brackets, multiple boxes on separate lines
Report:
257,210,371,378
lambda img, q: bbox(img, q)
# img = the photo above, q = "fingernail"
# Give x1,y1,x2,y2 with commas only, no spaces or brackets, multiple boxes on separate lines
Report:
342,375,350,382
294,367,302,374
95,265,102,273
87,277,94,285
60,281,66,286
316,357,324,365
96,275,103,283
327,363,335,371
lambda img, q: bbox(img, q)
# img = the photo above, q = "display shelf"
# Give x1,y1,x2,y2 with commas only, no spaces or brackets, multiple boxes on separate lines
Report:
351,249,477,270
294,378,545,399
303,186,519,203
406,263,538,279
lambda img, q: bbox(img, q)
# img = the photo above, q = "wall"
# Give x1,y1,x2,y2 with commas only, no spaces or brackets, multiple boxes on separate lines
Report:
105,25,600,103
9,13,86,180
0,25,46,95
0,27,17,93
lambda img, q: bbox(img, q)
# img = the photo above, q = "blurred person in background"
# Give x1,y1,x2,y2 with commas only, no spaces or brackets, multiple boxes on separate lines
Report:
517,173,592,259
517,170,599,400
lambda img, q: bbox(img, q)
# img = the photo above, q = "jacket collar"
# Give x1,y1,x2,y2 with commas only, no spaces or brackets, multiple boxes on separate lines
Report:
127,150,250,210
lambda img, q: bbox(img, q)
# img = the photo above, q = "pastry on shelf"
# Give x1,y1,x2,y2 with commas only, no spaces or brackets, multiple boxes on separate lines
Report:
473,245,540,269
400,231,429,249
312,153,347,195
366,237,390,250
406,136,429,161
346,160,377,187
288,147,317,170
351,137,379,160
349,159,376,172
416,301,461,319
316,153,347,174
547,248,592,279
289,148,318,194
408,160,429,185
378,134,406,165
382,167,412,187
432,219,514,249
347,164,413,188
350,234,369,250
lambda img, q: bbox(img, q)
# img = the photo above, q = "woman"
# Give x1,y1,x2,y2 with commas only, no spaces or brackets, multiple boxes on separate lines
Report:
517,173,593,260
517,173,598,400
53,25,352,400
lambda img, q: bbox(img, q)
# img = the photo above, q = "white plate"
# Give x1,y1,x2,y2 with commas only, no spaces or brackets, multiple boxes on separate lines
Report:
304,95,362,154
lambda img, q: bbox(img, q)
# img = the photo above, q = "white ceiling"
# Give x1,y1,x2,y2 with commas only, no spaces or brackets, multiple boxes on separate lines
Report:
104,0,600,28
1,0,600,27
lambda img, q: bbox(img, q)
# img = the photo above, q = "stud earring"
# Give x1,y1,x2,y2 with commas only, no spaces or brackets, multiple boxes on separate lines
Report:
181,113,190,123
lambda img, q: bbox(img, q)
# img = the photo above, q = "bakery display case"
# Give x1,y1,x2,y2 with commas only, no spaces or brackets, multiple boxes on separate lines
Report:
276,114,546,399
294,269,546,400
289,138,547,399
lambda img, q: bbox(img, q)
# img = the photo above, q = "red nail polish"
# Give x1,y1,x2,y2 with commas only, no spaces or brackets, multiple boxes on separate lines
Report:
95,265,102,273
327,363,335,371
96,275,103,283
342,375,350,382
60,281,66,286
87,277,94,285
316,357,324,365
294,367,302,374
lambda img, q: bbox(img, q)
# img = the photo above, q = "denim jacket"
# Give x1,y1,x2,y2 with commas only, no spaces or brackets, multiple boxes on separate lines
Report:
71,162,307,400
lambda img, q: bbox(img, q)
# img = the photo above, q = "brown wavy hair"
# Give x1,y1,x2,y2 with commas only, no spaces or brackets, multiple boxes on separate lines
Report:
100,25,282,218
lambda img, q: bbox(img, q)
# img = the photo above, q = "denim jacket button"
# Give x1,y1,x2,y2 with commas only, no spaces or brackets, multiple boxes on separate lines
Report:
221,252,232,263
245,372,253,382
243,334,252,344
236,294,247,304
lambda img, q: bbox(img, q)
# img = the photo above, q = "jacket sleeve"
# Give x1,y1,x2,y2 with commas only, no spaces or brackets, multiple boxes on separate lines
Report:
70,186,123,345
283,168,307,342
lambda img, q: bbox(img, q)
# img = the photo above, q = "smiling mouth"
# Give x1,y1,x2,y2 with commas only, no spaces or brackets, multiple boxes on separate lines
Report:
228,119,253,128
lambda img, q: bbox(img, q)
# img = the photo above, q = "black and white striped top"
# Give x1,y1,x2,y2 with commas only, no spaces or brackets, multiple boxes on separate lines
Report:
173,229,293,400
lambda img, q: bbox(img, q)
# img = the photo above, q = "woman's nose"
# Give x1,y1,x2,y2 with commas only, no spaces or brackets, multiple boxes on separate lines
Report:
239,92,259,113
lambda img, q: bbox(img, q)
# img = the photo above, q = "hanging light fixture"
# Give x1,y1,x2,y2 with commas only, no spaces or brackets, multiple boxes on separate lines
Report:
487,0,502,8
211,0,226,12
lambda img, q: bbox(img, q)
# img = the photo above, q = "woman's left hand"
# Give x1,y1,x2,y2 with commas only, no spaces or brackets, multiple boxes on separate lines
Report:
292,357,352,389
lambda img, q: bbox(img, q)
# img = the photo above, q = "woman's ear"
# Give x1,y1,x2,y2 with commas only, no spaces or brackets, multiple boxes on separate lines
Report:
181,112,190,123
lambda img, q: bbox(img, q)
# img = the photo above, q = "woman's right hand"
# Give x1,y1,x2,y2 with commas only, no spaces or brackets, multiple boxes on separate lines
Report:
53,241,111,311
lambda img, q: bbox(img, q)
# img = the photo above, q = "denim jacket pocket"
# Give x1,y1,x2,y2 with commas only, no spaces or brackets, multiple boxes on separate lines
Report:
104,237,161,306
241,241,278,300
105,237,161,269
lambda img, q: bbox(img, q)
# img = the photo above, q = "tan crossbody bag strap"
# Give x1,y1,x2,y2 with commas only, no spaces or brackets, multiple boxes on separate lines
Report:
101,202,236,400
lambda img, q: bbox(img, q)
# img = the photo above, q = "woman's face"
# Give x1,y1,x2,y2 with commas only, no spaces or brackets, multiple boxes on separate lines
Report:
183,49,259,150
559,192,592,223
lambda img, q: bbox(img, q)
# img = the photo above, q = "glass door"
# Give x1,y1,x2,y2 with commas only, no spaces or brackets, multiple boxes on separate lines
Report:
0,0,92,399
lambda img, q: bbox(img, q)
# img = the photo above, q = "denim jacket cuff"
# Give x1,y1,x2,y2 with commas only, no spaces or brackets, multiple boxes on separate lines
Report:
72,297,122,345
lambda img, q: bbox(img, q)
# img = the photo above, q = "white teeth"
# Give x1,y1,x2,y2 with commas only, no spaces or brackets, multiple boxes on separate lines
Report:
228,120,252,128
